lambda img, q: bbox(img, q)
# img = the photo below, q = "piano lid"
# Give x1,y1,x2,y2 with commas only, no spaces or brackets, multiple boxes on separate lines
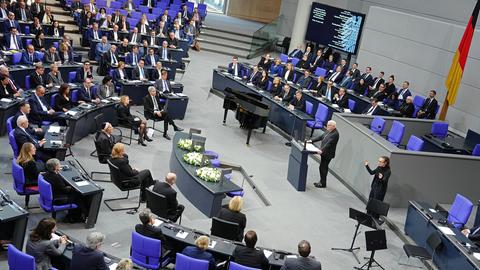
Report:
224,87,270,110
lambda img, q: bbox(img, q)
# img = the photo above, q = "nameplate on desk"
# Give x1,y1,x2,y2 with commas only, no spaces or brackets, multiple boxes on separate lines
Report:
221,71,230,75
208,241,217,248
75,180,90,187
438,226,455,235
176,231,188,239
48,126,61,133
343,109,352,113
65,111,77,116
286,255,297,259
246,83,254,86
0,98,12,103
263,249,273,259
429,208,438,213
175,93,187,97
233,76,242,80
332,104,339,108
109,263,118,270
474,253,480,260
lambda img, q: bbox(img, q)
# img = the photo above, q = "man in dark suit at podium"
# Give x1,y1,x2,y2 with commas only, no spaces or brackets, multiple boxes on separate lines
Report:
152,172,185,222
310,120,339,188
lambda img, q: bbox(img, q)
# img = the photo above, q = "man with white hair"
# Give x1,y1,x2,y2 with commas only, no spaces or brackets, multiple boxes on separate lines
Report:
152,172,185,222
69,232,108,270
13,115,52,161
310,120,339,188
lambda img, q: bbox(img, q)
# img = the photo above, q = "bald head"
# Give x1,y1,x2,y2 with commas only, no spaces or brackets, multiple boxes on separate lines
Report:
326,120,336,132
17,115,28,128
165,172,177,185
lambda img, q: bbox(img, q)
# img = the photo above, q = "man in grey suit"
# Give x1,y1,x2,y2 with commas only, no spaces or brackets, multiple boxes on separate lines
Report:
280,240,322,270
310,120,339,188
154,70,172,96
43,45,61,64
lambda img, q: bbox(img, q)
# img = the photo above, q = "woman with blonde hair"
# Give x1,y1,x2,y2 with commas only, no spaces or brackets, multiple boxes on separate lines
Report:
217,196,246,241
181,236,216,270
108,143,154,202
116,258,133,270
116,95,150,146
16,142,44,186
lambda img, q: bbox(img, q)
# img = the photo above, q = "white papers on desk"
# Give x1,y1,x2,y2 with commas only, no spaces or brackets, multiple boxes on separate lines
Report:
263,249,273,259
109,263,118,270
208,241,217,249
286,255,297,259
473,253,480,260
176,93,187,97
68,83,77,88
134,117,140,121
170,81,176,85
429,208,438,213
130,80,142,83
0,98,12,103
305,143,320,152
332,104,339,108
222,71,230,75
75,180,90,187
48,126,61,133
438,226,455,235
101,99,111,103
246,82,254,86
343,109,352,113
110,96,120,101
176,231,189,239
65,110,77,116
233,76,242,80
153,219,164,227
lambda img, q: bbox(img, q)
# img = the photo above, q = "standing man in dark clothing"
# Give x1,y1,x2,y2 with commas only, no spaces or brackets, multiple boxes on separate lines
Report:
310,120,339,188
152,172,185,222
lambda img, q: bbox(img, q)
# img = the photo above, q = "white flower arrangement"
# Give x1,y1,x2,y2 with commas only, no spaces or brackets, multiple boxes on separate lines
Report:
196,167,221,182
177,139,203,152
183,152,208,166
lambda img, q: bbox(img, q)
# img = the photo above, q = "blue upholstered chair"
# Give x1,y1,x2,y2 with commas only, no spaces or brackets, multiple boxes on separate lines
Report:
25,75,30,90
406,135,424,151
279,53,288,63
50,93,58,107
387,121,405,147
448,194,473,229
12,159,39,208
229,262,261,270
9,130,19,157
348,99,356,112
412,95,425,117
12,52,23,65
71,89,79,103
291,57,300,67
314,67,327,77
8,244,35,270
369,117,386,135
472,144,480,156
68,71,77,83
38,175,78,219
267,80,272,92
6,115,14,134
431,122,448,139
130,231,172,269
175,252,209,270
307,103,329,137
305,101,313,115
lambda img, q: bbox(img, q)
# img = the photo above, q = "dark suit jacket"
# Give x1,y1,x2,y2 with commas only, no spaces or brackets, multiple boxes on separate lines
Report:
311,129,339,159
144,54,159,66
53,94,72,112
29,72,45,88
181,246,215,270
14,127,40,149
143,94,164,119
152,181,179,217
15,8,32,21
42,171,72,199
361,73,373,85
95,131,114,163
108,156,139,183
69,245,108,270
350,68,361,82
77,86,94,103
142,0,156,7
131,66,147,80
397,88,412,100
320,86,337,101
22,51,41,65
150,69,164,81
75,68,93,82
154,79,172,94
370,77,385,89
255,77,269,90
334,95,349,109
218,207,246,241
0,83,15,98
362,105,382,116
135,22,151,33
297,75,312,89
102,50,119,66
468,226,480,243
31,38,45,51
233,245,269,270
46,72,64,87
227,63,244,76
116,104,136,126
3,19,21,33
280,256,322,270
282,69,294,81
257,57,272,71
288,49,303,59
290,97,306,112
371,91,387,102
277,89,294,103
86,28,102,41
28,94,52,123
125,52,141,65
113,68,128,81
20,160,39,185
399,102,414,118
4,34,23,50
419,98,438,119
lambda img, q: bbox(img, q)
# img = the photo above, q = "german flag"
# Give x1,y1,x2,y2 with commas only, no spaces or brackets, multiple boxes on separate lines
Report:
443,0,480,112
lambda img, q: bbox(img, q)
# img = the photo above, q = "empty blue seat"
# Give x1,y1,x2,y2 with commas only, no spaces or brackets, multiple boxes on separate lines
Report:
431,122,448,139
229,261,261,270
348,99,356,112
369,117,386,135
175,253,209,270
472,144,480,156
130,231,171,269
68,71,77,83
406,135,424,151
412,95,425,117
279,53,288,63
307,103,329,137
8,244,36,270
12,52,22,65
314,67,327,77
448,194,473,229
387,120,405,147
291,57,300,67
305,101,313,115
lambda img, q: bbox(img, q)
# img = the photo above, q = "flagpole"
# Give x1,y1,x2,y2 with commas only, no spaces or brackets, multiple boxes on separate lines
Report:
439,94,449,121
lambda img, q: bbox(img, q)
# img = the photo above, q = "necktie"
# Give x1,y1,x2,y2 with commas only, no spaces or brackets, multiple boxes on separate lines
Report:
94,31,98,40
21,9,26,21
132,33,137,43
473,227,480,236
163,80,169,92
162,49,167,59
37,95,47,111
150,55,155,66
326,88,331,101
111,52,117,64
373,78,380,88
86,87,91,98
9,79,17,92
133,54,137,65
425,98,431,108
234,64,237,76
30,54,33,62
152,96,159,110
367,106,375,115
140,68,144,79
151,37,154,45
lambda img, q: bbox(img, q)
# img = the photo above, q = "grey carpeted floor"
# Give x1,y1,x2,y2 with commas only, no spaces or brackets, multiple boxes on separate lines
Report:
0,50,418,270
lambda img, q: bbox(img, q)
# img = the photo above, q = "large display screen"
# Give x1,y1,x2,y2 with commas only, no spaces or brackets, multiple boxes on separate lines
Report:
305,2,365,55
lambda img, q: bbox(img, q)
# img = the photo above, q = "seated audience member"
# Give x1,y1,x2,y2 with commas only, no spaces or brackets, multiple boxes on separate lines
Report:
29,64,46,88
289,90,306,112
417,90,438,119
269,58,282,76
350,63,361,83
320,80,336,102
218,196,247,241
53,84,72,112
152,172,185,222
363,98,381,116
398,96,414,118
228,55,243,77
274,84,294,103
114,61,128,81
144,48,159,67
117,95,150,145
17,142,45,187
139,40,149,57
257,53,272,71
159,41,171,60
311,76,324,92
296,69,313,89
371,83,387,102
136,17,150,34
39,7,54,24
296,54,310,70
369,71,385,93
109,143,155,202
5,27,23,50
97,75,115,99
109,24,121,42
0,75,19,98
166,31,178,48
102,45,119,70
254,69,269,90
360,66,374,86
22,45,41,65
16,1,32,22
51,21,61,37
116,259,133,270
32,31,46,52
129,27,141,44
29,85,66,125
69,232,108,270
135,208,170,253
131,59,148,81
78,78,100,104
282,62,294,82
80,11,94,29
289,44,304,59
280,240,322,270
143,86,182,140
13,102,44,137
322,54,335,74
309,49,324,72
26,218,68,269
327,66,344,84
75,61,94,82
384,75,396,95
46,64,64,88
384,92,399,109
462,226,480,245
397,81,412,103
270,76,282,95
31,18,44,37
87,22,101,42
353,78,368,96
118,39,130,55
181,236,216,270
332,87,349,109
146,30,159,47
95,36,110,62
118,15,130,32
44,45,61,64
96,122,117,161
233,230,269,270
151,62,165,81
338,70,353,88
154,70,173,95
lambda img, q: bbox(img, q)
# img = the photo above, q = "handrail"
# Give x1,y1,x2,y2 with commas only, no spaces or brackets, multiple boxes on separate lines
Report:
246,15,284,59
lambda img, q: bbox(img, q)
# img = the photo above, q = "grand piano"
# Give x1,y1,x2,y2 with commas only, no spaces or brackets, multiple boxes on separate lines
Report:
222,87,270,145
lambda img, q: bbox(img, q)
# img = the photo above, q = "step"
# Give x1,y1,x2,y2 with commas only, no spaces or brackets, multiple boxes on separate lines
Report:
200,42,250,58
201,28,254,44
201,37,251,52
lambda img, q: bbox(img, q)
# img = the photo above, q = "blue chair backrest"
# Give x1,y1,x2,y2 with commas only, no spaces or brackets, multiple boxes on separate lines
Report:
267,81,272,92
12,52,22,65
315,103,329,125
38,175,54,212
130,231,161,269
406,135,424,151
50,93,58,107
175,253,209,270
412,95,425,117
6,116,14,134
448,194,473,228
314,67,327,77
25,38,32,47
291,57,300,66
369,117,385,135
472,144,480,156
35,51,44,61
12,159,27,194
229,262,260,270
348,99,356,112
71,89,79,103
24,26,30,35
431,122,448,139
8,244,35,270
279,54,288,63
68,71,77,83
9,130,19,157
305,101,313,115
25,75,30,90
387,120,405,146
